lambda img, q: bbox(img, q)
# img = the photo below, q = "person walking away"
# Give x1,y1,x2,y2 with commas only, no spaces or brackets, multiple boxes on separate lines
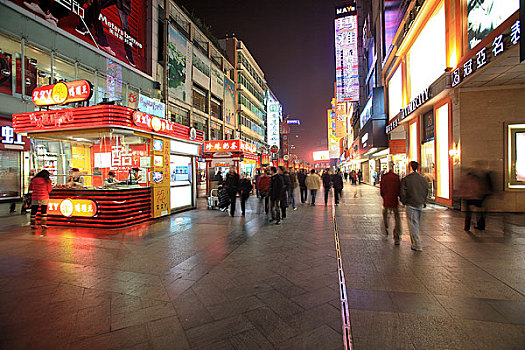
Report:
288,169,298,210
239,175,253,216
380,165,402,244
457,165,493,231
298,169,308,204
322,169,333,206
258,170,271,215
279,167,291,219
215,170,224,185
333,170,344,205
400,161,428,251
358,169,363,184
29,170,53,231
254,170,261,198
305,169,321,206
224,165,240,217
269,167,284,224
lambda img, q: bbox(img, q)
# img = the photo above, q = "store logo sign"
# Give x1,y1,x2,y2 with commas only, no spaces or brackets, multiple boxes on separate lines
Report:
48,198,98,217
401,87,430,119
138,94,166,119
336,4,357,16
32,80,92,107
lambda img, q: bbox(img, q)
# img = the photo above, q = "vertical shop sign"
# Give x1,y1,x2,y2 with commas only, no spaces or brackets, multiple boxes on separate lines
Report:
328,109,339,158
168,25,192,103
266,94,281,148
335,3,359,102
335,103,347,138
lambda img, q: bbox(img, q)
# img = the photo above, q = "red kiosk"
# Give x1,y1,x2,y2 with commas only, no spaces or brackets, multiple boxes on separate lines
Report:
13,80,203,228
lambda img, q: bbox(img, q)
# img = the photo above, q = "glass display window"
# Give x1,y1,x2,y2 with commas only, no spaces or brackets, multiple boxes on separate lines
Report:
421,140,435,200
24,44,52,93
53,55,75,83
507,123,525,189
0,34,21,96
170,154,193,209
0,151,21,199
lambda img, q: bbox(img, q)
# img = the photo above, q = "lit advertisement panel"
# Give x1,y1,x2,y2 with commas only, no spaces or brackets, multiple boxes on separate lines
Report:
267,94,281,148
516,132,525,182
7,0,148,73
468,0,519,49
313,151,330,162
335,103,347,138
168,25,192,103
384,0,410,54
335,12,359,102
327,109,339,158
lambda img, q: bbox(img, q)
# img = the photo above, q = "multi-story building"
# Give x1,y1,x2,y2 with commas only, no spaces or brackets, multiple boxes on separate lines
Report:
383,0,524,211
221,36,268,150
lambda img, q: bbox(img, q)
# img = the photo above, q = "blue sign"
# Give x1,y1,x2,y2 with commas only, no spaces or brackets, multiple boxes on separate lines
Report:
138,94,166,119
287,119,301,125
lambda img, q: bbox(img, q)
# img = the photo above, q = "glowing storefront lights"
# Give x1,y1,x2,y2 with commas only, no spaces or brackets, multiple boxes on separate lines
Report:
435,103,450,200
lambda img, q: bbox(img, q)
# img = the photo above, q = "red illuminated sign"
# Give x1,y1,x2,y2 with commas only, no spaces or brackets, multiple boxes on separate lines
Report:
32,80,92,106
48,198,98,217
203,140,257,154
261,153,270,165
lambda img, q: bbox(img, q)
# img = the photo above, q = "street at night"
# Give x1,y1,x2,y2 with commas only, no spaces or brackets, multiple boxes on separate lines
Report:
1,0,525,349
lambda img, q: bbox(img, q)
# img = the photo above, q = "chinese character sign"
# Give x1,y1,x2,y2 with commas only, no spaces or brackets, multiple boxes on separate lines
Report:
267,94,281,148
327,109,339,159
203,140,257,154
335,14,359,102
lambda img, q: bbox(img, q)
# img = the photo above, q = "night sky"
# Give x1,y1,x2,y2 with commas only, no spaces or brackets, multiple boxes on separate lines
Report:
177,0,338,162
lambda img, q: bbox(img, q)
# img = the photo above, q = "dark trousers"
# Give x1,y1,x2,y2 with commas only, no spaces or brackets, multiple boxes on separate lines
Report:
334,188,342,204
324,188,331,204
264,196,270,214
281,205,287,219
240,195,249,215
310,189,317,204
465,199,486,230
30,204,48,227
300,187,307,203
229,194,237,216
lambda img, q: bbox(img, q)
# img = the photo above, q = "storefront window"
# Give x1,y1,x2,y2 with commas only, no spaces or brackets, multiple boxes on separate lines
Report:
210,97,222,120
192,86,208,113
170,106,190,126
407,2,446,99
210,122,223,140
77,66,96,106
507,124,525,189
0,34,20,96
388,65,403,120
0,151,20,199
192,115,208,140
421,110,435,199
170,155,193,209
22,44,52,94
224,127,235,140
53,55,75,83
435,103,450,199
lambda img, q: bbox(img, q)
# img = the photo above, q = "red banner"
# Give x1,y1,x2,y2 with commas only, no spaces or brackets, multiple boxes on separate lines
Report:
203,140,257,154
8,0,148,73
261,153,270,165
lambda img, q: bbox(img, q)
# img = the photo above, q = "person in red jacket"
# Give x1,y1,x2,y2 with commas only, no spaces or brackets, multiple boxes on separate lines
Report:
29,170,53,230
380,165,402,244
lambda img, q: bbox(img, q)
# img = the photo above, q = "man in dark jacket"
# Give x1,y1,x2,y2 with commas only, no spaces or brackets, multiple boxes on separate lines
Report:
380,165,401,244
224,165,240,217
298,169,308,204
333,170,344,205
322,169,333,206
239,175,253,216
269,166,284,225
279,167,291,219
400,161,429,251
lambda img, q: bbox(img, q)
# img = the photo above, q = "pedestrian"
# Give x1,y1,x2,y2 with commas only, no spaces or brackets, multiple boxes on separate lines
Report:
214,170,223,185
350,170,356,185
29,169,53,231
279,166,291,219
305,169,321,206
344,171,349,182
258,169,271,215
288,168,298,210
380,164,402,244
254,170,261,198
400,161,429,251
269,166,284,224
457,165,493,231
298,169,308,204
333,169,344,205
224,165,240,217
358,169,363,184
322,168,333,206
239,175,253,216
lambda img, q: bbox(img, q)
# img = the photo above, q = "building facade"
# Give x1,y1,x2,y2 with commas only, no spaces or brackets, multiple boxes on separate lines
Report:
221,37,268,150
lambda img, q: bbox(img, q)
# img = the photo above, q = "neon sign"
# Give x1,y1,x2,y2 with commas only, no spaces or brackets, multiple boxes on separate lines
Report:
32,80,92,107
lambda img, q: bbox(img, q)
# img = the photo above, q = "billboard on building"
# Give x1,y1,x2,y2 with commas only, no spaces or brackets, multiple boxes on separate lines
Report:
8,0,148,73
267,94,281,148
467,0,519,49
168,25,192,103
328,109,339,158
335,3,359,102
335,103,347,138
313,151,330,162
384,0,410,54
211,66,224,98
192,49,210,89
224,77,236,127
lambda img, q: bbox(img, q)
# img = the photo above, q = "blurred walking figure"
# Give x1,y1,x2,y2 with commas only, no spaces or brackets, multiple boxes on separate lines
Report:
288,168,299,210
400,161,428,251
258,170,271,215
279,167,291,219
239,175,253,217
458,162,493,231
225,165,240,217
333,169,344,205
269,167,284,224
380,164,402,244
305,169,321,206
322,169,333,206
29,170,53,231
298,169,308,204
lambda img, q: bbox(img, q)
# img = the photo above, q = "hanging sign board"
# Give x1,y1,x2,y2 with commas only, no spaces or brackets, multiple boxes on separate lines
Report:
32,80,92,106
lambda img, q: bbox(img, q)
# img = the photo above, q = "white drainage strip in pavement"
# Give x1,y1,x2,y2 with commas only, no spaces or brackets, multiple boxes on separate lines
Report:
332,201,353,350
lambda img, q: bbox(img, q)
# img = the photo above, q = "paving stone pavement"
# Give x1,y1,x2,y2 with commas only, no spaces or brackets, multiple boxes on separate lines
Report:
0,184,524,349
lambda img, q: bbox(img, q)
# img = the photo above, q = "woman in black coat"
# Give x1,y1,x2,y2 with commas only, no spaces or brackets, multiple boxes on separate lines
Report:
239,176,253,216
333,170,344,205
